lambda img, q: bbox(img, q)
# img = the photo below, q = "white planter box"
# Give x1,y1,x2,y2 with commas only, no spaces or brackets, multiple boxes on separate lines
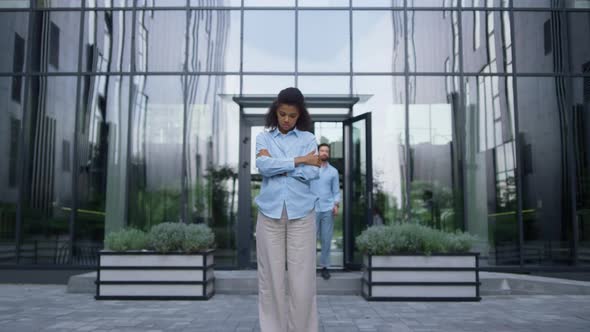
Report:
362,253,480,301
96,249,215,300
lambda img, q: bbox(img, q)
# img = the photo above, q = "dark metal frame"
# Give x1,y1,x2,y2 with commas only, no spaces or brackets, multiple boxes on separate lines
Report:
0,0,589,272
361,253,481,302
95,249,215,301
343,112,373,269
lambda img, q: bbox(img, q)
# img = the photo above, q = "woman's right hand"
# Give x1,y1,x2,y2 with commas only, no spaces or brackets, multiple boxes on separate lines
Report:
295,150,321,167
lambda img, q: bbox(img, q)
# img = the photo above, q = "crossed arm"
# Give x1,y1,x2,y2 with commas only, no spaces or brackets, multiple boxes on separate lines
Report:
255,135,321,182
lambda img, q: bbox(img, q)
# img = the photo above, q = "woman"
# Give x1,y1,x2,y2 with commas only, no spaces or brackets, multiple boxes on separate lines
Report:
255,87,321,332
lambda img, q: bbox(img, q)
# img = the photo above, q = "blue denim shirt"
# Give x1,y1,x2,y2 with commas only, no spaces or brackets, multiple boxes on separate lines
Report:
310,163,341,212
255,128,320,220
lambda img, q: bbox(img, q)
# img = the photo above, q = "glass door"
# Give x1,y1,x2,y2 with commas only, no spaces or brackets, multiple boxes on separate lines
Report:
343,113,373,269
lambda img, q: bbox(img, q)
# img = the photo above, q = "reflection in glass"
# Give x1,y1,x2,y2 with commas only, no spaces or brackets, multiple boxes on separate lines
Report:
243,11,295,72
408,11,459,73
135,10,186,72
298,76,350,94
82,10,133,73
464,75,518,266
462,10,513,74
30,11,81,73
74,75,115,264
517,77,574,265
188,10,241,72
408,0,458,7
191,0,243,6
0,0,29,8
0,77,22,264
19,76,78,264
353,10,404,73
408,77,462,233
572,78,590,265
186,75,240,266
298,10,350,72
37,0,82,8
127,76,184,230
567,13,590,74
514,11,590,74
353,76,405,226
0,12,29,73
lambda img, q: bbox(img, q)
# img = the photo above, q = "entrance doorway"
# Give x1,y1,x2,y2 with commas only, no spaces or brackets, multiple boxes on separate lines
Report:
234,96,372,270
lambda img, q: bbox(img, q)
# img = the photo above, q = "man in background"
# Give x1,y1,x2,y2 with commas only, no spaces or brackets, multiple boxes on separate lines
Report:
310,143,340,280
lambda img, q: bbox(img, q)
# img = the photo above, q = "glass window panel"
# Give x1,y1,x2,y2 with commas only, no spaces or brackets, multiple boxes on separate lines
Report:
462,0,506,7
29,11,81,73
572,77,590,265
517,77,574,265
408,76,461,231
37,0,83,8
352,0,403,6
82,10,133,73
408,0,458,7
514,12,590,74
0,0,29,8
127,76,184,229
19,76,78,264
353,76,406,225
185,75,240,267
144,0,186,6
462,11,512,74
463,75,518,266
242,75,295,94
191,0,242,6
353,10,404,73
0,77,22,264
188,10,241,73
298,0,349,6
512,0,589,8
567,13,590,74
298,10,350,72
101,75,131,242
134,10,186,72
243,10,295,72
95,0,133,7
297,75,350,94
244,0,294,6
74,74,121,265
408,11,459,73
0,12,29,74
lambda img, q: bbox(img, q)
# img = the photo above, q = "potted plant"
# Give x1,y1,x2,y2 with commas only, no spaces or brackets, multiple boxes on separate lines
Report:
356,223,480,301
96,222,215,300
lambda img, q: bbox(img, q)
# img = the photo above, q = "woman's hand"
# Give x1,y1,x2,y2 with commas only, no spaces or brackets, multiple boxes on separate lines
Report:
295,150,321,167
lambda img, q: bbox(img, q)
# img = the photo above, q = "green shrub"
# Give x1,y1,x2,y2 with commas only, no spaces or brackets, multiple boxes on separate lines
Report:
182,224,216,253
104,228,149,251
356,223,476,255
148,222,186,253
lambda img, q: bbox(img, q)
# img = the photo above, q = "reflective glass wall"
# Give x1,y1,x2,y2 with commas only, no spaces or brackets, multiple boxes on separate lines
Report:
0,0,589,269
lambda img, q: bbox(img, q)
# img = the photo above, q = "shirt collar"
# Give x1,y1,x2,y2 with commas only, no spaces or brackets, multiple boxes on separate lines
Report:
271,127,300,137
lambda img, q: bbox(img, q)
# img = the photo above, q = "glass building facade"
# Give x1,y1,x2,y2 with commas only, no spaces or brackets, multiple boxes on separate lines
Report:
0,0,589,271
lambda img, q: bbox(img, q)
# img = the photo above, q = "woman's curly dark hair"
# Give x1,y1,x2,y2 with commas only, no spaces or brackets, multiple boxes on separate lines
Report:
265,87,312,131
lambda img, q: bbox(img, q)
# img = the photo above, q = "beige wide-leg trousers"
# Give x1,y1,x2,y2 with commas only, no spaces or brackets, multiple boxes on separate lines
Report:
256,205,319,332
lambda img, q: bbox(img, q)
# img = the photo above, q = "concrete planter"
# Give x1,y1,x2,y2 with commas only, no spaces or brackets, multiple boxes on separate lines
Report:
362,253,480,301
95,249,215,300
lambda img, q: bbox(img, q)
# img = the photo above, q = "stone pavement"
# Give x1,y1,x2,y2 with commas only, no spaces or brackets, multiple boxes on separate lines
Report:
1,284,589,332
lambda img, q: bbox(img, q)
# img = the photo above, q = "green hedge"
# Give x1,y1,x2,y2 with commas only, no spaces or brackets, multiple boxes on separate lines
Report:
356,223,476,255
104,222,215,253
